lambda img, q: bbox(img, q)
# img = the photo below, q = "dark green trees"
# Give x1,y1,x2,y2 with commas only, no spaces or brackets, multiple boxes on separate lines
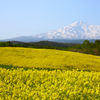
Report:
6,41,13,47
0,41,12,47
82,40,91,53
95,40,100,50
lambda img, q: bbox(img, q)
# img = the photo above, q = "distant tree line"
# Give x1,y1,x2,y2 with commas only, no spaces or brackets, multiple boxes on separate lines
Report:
0,40,100,56
0,41,78,50
70,40,100,56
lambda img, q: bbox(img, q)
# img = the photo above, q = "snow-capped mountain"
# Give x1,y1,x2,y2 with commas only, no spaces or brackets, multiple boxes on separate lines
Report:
33,21,100,39
1,21,100,43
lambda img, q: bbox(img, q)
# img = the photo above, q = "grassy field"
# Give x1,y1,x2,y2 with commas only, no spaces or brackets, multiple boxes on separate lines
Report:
0,47,100,71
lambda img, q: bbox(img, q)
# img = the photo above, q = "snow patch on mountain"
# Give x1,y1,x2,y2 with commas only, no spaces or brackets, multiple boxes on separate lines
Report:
33,21,100,39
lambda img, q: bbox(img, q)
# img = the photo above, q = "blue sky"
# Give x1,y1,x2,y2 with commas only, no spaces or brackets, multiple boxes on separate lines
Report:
0,0,100,39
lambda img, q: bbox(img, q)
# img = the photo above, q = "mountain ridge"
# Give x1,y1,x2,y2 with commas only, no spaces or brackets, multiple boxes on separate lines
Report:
33,21,100,39
0,21,100,43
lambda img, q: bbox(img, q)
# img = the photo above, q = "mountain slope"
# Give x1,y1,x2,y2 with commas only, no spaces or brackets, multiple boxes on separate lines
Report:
34,21,100,39
1,21,100,43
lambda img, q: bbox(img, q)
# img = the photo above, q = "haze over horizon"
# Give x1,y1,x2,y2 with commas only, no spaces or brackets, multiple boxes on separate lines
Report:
0,0,100,39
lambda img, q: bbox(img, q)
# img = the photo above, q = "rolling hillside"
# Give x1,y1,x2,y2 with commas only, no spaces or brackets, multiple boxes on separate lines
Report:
0,47,100,99
0,47,100,71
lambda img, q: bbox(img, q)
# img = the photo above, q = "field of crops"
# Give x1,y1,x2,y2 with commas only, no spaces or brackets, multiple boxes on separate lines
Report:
0,47,100,71
0,67,100,100
0,47,100,100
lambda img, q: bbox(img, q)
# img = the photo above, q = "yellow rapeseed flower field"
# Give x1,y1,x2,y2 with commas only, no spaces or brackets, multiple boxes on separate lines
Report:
0,68,100,100
0,47,100,71
0,47,100,99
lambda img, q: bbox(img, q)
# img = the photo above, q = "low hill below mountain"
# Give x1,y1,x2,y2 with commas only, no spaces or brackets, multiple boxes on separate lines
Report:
0,47,100,71
8,41,79,48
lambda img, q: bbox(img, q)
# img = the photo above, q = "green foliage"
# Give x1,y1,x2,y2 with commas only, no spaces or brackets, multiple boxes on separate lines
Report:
68,39,100,56
0,42,6,47
95,40,100,51
0,41,12,47
0,41,78,49
83,40,91,47
6,41,13,47
0,40,100,56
